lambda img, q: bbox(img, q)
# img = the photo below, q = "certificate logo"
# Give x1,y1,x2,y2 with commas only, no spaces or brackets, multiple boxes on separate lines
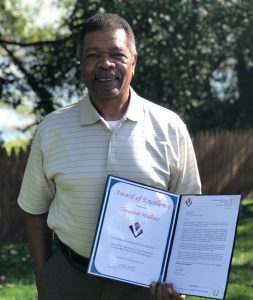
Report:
185,197,192,207
129,222,143,238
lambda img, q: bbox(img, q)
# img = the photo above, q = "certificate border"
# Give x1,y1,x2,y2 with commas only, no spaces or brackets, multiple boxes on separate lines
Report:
87,175,180,287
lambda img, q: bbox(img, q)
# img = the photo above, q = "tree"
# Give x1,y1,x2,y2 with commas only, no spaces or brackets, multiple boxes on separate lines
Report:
0,0,81,119
1,0,253,131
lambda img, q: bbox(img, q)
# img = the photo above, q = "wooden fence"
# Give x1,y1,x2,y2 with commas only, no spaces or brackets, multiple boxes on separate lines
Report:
192,130,253,197
1,130,253,244
0,148,29,244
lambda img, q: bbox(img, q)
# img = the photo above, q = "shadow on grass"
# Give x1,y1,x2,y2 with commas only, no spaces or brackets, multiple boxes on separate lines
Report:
239,199,253,219
229,264,253,285
0,243,34,284
226,284,253,300
233,200,253,252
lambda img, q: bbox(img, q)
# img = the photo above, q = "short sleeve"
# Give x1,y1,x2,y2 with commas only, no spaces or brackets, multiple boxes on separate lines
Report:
17,130,55,214
168,124,202,194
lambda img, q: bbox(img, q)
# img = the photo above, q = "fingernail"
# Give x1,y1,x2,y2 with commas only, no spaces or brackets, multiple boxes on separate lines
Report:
167,288,173,294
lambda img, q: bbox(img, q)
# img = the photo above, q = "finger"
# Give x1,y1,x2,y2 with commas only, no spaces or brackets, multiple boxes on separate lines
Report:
156,283,164,300
164,284,184,300
150,282,157,298
163,285,174,300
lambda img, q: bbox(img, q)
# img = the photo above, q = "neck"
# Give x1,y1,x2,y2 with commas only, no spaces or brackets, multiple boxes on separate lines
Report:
90,92,130,121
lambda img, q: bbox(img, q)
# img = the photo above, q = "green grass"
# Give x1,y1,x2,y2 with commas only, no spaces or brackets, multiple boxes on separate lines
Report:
0,200,252,299
0,244,37,300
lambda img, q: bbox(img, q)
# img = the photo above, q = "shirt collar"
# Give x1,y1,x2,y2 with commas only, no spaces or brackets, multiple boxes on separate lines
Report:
80,94,101,125
80,87,145,126
124,88,145,122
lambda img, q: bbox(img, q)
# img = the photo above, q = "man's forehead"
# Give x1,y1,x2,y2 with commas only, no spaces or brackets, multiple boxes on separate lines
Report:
83,30,131,54
84,29,128,45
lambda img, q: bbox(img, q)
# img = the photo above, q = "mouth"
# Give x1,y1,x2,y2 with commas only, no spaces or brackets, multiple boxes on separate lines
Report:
95,70,122,82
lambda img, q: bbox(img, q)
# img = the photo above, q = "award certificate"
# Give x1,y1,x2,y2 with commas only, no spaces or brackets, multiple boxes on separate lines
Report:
87,176,241,299
87,175,180,287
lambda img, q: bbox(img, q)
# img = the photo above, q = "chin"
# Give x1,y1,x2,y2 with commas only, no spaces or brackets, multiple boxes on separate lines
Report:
93,87,122,98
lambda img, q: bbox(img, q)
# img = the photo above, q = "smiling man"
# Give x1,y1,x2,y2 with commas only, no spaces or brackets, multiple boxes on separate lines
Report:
18,13,201,300
80,19,137,120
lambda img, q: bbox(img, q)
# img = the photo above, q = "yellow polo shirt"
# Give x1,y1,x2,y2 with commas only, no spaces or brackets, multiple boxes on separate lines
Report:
18,88,201,257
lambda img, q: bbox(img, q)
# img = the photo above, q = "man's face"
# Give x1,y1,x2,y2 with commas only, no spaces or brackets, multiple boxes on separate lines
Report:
81,29,137,103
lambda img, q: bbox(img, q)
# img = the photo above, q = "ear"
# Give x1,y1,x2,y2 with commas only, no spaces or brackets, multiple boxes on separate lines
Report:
132,54,137,76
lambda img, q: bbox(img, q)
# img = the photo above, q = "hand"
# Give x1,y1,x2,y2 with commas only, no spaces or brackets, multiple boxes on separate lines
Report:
150,282,186,300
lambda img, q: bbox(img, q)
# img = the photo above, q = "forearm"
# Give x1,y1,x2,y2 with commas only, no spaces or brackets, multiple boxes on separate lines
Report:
25,212,53,284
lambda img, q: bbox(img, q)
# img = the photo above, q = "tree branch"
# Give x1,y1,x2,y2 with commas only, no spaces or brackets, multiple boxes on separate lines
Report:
1,42,54,114
0,35,72,48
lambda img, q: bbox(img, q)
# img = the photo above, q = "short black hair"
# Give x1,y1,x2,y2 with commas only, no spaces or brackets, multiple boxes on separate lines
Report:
77,13,137,61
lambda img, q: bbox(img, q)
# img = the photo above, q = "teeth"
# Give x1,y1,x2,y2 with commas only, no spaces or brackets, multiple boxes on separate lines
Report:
97,77,119,82
95,70,120,81
99,78,113,81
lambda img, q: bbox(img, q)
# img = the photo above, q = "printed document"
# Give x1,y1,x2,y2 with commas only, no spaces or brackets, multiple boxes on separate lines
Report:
87,176,241,299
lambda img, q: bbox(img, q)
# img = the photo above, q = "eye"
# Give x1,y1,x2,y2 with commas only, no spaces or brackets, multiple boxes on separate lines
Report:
85,53,100,61
112,53,124,57
112,53,128,62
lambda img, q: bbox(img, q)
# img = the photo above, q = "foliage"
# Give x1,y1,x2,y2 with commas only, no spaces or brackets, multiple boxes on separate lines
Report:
1,0,253,131
2,140,29,156
0,200,252,299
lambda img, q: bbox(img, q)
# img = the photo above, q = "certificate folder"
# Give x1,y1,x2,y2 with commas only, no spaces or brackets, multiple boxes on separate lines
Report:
87,175,241,299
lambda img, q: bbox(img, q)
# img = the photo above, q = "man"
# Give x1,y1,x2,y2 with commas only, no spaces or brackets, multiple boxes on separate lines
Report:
18,13,201,300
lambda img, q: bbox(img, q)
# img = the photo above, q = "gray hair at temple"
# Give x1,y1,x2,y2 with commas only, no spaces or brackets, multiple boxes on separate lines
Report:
77,13,137,62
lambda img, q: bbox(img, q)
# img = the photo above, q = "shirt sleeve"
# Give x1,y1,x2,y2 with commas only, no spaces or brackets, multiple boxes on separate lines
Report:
168,124,202,194
17,130,55,214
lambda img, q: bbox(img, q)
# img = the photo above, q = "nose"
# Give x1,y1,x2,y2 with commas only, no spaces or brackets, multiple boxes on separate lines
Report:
97,54,115,69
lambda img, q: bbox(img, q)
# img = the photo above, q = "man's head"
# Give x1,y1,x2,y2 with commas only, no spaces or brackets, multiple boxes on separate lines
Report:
78,13,137,106
77,13,137,62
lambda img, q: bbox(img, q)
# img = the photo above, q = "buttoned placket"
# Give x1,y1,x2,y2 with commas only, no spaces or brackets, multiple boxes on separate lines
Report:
105,119,125,172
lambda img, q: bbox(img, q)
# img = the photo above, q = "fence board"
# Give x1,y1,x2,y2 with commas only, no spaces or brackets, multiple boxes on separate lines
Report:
0,147,29,244
192,129,253,197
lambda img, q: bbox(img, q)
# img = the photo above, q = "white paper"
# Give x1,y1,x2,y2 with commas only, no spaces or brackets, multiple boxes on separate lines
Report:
88,176,180,287
166,195,240,299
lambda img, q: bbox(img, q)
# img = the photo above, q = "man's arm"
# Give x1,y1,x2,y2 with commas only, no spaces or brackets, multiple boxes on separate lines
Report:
25,212,53,287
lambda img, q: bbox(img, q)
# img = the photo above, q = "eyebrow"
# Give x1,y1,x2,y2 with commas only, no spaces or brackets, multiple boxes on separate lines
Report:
84,46,126,53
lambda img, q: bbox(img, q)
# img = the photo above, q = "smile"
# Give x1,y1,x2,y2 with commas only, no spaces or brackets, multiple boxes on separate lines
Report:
96,77,118,82
95,70,122,82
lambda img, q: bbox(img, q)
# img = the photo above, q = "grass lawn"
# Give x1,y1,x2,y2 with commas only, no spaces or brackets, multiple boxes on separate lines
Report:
0,244,37,300
0,199,252,300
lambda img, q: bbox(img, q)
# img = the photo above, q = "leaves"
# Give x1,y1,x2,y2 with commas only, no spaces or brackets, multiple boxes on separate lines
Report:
1,0,253,130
